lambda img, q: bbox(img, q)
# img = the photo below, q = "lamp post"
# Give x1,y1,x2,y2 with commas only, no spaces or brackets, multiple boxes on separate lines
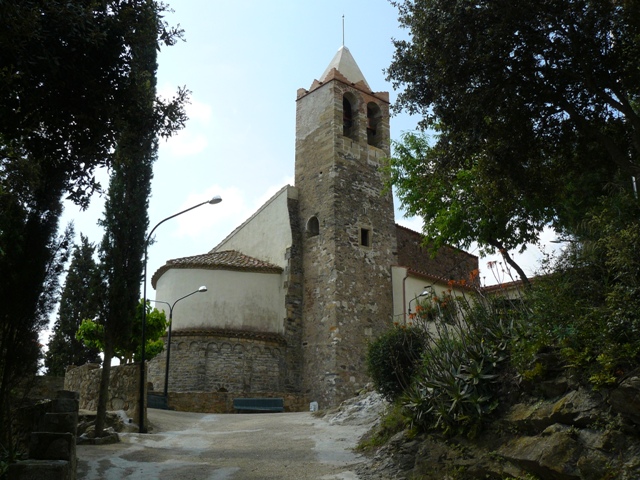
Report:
408,286,432,316
139,195,221,433
150,286,208,400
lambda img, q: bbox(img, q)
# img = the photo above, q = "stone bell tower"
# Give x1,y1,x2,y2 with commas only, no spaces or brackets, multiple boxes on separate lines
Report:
295,46,397,407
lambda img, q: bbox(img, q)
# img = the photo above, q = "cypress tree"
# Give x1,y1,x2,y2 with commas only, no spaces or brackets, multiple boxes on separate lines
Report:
45,235,102,376
94,0,166,436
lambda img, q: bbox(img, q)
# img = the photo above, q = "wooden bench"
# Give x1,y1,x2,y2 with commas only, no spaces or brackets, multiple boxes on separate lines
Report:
233,398,284,413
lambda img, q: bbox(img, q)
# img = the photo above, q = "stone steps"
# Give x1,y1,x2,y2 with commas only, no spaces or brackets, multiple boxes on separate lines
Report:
8,390,79,480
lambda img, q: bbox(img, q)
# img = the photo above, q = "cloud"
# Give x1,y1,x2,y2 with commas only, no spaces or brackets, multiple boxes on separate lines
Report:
171,185,249,241
157,89,214,158
254,175,294,205
169,177,295,248
160,131,209,157
185,99,213,124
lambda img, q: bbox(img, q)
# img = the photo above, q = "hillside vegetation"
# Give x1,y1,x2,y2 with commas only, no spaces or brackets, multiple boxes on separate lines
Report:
363,191,640,479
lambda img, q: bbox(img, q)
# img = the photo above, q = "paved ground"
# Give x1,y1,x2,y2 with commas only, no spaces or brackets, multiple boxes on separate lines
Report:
76,406,376,480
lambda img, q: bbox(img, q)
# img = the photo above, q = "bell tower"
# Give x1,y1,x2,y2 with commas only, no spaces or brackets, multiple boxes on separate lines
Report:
295,46,397,407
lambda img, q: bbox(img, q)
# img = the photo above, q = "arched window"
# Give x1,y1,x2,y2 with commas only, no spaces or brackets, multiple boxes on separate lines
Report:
343,94,357,139
306,216,320,237
367,102,382,148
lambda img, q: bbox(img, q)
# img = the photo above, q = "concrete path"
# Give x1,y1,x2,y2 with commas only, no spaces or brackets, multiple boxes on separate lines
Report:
76,408,371,479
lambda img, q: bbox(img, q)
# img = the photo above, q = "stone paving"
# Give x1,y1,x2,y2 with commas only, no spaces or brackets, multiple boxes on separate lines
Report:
76,407,374,479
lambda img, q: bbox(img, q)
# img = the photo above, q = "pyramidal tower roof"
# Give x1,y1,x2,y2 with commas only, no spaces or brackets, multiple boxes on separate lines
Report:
319,46,371,90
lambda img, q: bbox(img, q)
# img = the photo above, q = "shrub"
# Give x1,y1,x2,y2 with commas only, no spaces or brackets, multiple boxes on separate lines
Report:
366,326,425,401
404,292,523,438
518,189,640,388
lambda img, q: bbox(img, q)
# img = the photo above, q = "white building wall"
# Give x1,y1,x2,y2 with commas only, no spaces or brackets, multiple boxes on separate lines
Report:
213,185,297,269
154,268,285,335
391,266,470,325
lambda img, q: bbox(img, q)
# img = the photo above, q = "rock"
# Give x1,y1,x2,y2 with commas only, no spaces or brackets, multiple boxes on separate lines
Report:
29,432,76,462
499,425,582,479
77,427,120,445
324,389,387,427
551,389,604,427
506,389,603,434
576,449,613,480
609,375,640,426
352,381,640,480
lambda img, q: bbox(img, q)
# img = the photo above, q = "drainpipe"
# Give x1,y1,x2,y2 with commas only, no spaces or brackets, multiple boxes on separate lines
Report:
402,268,409,324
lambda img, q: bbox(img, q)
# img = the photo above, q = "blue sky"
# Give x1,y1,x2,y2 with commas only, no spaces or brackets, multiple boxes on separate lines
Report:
57,0,557,312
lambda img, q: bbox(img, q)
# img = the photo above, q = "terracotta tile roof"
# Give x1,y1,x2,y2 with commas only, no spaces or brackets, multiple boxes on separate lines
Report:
402,267,479,291
151,250,282,288
481,276,540,293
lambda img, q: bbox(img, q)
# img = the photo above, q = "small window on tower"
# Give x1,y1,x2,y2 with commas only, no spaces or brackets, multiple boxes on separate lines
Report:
306,216,320,237
360,228,372,247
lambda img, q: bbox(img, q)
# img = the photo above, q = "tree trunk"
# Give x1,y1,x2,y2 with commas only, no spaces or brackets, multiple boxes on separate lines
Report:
489,239,531,288
0,370,12,450
95,338,113,437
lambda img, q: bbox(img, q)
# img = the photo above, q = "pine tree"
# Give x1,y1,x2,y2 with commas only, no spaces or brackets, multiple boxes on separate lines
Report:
45,235,101,376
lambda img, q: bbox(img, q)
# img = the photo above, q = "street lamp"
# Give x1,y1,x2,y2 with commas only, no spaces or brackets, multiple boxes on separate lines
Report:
150,286,208,400
408,286,432,315
139,195,221,433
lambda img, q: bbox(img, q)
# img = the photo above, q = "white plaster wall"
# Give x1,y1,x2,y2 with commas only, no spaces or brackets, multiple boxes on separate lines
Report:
391,266,409,324
154,268,285,334
486,283,527,300
213,186,296,269
391,266,466,325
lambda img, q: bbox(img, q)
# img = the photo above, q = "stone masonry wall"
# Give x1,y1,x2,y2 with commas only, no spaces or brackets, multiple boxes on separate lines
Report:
396,225,479,283
147,331,288,397
64,363,143,423
283,196,304,393
167,391,307,413
25,375,66,401
296,76,397,409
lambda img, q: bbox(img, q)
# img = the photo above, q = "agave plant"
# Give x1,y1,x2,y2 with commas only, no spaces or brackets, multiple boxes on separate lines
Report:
403,290,522,437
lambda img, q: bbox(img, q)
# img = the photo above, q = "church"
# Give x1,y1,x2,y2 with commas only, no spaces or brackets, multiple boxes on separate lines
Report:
147,46,478,412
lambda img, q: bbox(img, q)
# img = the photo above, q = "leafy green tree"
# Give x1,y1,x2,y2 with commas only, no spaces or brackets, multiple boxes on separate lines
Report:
520,187,640,388
0,0,175,205
76,300,168,365
0,209,73,448
45,235,102,376
0,0,187,448
387,131,554,284
386,0,640,280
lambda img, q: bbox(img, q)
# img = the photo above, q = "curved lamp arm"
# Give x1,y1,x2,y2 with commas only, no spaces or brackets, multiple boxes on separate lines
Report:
408,286,433,315
139,196,220,433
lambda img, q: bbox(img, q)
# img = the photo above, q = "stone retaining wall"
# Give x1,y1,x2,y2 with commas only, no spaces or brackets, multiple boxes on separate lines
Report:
166,391,307,413
64,363,143,423
26,375,66,400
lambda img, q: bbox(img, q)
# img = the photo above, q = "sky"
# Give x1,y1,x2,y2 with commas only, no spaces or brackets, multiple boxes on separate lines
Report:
53,0,559,337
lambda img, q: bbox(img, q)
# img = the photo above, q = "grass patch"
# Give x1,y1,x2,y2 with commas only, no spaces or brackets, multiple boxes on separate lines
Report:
356,402,409,452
